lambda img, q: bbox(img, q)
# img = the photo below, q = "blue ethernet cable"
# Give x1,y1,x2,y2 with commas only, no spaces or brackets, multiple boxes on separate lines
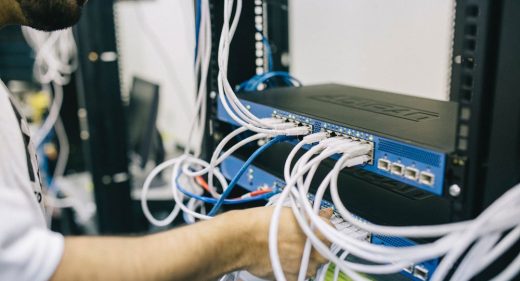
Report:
238,72,302,92
236,31,301,93
175,176,278,205
208,135,292,216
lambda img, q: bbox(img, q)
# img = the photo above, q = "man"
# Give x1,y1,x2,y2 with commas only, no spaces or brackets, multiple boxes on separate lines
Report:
0,0,331,280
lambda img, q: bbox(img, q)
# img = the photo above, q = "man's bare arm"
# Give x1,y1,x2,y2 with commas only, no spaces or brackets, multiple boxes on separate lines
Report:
51,210,251,281
51,207,332,281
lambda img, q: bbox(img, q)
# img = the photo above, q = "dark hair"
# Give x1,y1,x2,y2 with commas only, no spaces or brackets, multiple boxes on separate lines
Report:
18,0,83,31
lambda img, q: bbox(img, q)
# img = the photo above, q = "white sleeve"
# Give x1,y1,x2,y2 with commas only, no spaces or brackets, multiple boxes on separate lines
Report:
0,183,65,281
0,81,65,281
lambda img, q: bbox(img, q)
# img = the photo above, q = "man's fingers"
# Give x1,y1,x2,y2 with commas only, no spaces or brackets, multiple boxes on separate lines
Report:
306,266,319,279
315,209,333,247
307,253,329,279
311,246,329,264
319,208,333,219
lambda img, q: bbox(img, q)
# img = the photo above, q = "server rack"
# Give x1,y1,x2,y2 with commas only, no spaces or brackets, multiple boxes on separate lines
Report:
207,0,520,227
75,0,135,233
206,0,520,279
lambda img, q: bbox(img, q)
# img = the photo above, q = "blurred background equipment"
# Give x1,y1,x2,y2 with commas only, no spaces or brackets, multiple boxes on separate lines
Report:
127,76,165,170
1,0,519,280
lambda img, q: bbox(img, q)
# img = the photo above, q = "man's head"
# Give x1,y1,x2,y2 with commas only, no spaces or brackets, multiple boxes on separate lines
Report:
1,0,86,31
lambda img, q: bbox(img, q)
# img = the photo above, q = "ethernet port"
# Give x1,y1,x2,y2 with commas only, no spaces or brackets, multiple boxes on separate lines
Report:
390,163,405,176
413,265,429,281
328,131,338,137
403,264,414,273
404,167,419,181
419,172,435,186
377,159,391,171
366,145,375,165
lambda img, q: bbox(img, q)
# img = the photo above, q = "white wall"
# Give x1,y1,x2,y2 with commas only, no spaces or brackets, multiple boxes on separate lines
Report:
115,1,196,151
289,0,455,101
114,0,455,152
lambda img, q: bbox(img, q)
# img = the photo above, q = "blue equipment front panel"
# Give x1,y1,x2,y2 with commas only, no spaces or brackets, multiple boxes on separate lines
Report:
371,235,439,281
217,99,446,196
220,156,439,280
220,155,285,193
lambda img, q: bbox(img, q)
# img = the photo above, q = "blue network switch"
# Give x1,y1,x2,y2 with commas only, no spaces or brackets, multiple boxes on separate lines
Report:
217,99,447,196
220,155,439,280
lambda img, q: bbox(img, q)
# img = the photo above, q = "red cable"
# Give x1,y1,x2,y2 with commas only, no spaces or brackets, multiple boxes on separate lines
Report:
195,176,212,193
196,176,272,199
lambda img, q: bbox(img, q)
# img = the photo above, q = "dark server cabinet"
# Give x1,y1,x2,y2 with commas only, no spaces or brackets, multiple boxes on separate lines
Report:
206,0,520,279
75,0,134,233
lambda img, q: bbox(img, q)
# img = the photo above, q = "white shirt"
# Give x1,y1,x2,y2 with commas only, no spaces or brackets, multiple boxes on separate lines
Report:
0,80,64,281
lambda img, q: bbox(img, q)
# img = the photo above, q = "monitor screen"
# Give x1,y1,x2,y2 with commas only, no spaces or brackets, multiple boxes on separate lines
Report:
127,77,162,168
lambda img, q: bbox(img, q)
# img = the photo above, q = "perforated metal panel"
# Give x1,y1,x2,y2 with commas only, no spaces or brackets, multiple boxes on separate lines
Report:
378,140,441,167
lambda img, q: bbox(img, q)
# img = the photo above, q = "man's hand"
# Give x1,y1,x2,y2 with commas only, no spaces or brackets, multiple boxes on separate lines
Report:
51,206,332,281
238,207,333,281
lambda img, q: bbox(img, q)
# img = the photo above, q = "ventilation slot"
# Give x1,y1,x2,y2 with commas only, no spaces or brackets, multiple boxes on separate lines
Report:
378,140,441,167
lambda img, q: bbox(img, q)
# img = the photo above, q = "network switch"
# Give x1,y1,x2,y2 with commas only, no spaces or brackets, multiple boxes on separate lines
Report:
217,84,457,196
220,155,439,280
371,235,439,281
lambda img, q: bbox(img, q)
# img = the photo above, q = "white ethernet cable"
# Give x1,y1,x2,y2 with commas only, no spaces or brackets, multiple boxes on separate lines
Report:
143,1,519,279
492,252,520,281
182,119,303,194
183,197,205,224
22,27,78,219
33,82,64,147
140,153,230,226
52,117,69,182
188,1,520,279
294,145,403,280
293,159,519,280
428,190,520,281
140,119,307,226
181,175,209,224
216,0,309,135
192,132,266,194
269,138,373,281
22,28,78,85
140,0,311,227
294,152,516,276
22,28,78,147
198,120,305,194
457,226,520,280
139,0,213,225
265,129,520,281
141,158,184,227
185,0,212,158
299,169,458,263
294,155,425,277
449,232,503,281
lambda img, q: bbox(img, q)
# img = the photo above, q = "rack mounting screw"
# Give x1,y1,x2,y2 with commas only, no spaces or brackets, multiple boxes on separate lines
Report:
449,184,461,197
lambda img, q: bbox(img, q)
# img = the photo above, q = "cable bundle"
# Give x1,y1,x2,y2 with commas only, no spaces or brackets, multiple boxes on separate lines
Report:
140,0,311,228
237,31,301,92
267,133,520,281
22,27,79,216
140,1,520,280
22,27,77,147
216,0,307,136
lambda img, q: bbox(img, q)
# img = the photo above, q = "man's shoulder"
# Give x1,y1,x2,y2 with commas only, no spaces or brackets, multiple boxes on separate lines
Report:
0,79,46,216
